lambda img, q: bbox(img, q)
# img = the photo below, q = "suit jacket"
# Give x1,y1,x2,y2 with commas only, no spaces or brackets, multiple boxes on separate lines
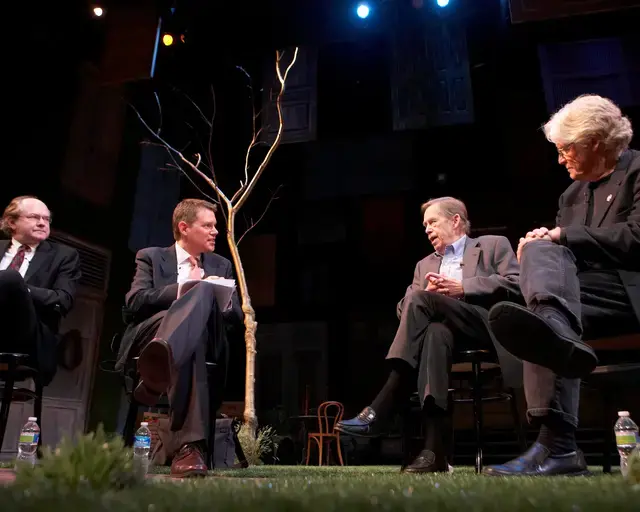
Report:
117,245,243,369
556,148,640,324
397,235,523,388
0,239,81,384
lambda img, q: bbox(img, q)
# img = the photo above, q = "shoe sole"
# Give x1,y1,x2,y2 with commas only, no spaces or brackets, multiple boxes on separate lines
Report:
334,424,381,438
488,302,597,379
483,468,592,477
170,469,208,478
133,381,162,407
137,341,172,394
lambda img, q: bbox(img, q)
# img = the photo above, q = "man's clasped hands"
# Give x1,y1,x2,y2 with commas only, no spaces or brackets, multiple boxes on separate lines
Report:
424,225,561,299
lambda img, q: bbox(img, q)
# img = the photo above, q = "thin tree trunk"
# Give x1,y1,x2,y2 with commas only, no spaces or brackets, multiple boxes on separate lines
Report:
226,211,258,433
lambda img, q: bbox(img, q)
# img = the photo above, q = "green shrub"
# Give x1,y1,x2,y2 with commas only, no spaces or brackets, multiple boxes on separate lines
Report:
627,445,640,484
13,424,144,493
236,424,278,466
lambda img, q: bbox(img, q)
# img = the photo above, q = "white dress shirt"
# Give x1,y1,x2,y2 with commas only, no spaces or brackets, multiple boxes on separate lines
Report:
175,243,204,284
437,234,466,281
0,238,40,278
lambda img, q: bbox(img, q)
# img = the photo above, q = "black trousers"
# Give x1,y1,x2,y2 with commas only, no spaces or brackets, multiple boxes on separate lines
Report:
0,269,56,381
386,289,494,410
519,241,639,427
132,282,228,449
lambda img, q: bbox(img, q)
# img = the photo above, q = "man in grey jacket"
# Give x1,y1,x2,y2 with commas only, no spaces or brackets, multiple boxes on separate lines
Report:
336,196,522,473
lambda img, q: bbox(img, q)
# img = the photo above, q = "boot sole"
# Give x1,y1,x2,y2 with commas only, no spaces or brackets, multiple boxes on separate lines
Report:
488,302,598,379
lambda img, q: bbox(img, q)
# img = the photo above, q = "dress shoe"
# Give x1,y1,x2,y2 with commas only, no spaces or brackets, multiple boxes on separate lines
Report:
402,449,449,474
133,380,162,407
488,302,598,379
137,338,174,400
335,406,383,437
483,442,590,477
170,443,208,478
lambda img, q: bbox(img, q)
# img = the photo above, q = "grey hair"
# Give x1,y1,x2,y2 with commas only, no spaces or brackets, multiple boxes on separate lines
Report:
420,196,471,235
543,94,633,158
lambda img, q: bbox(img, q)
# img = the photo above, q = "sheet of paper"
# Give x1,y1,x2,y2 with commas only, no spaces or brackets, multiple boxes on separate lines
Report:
177,278,236,311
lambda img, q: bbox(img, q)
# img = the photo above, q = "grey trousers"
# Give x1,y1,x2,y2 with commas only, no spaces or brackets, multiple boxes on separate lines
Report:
386,289,493,410
519,241,638,427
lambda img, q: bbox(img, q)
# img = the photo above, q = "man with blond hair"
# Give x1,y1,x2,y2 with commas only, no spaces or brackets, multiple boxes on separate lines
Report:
485,95,640,477
0,196,81,385
118,198,242,477
337,197,522,473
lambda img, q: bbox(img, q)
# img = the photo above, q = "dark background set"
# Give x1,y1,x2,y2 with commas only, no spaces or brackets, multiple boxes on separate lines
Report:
3,0,640,447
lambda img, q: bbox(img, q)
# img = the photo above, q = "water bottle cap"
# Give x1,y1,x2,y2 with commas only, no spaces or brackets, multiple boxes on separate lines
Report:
140,422,149,426
618,411,630,417
28,417,37,421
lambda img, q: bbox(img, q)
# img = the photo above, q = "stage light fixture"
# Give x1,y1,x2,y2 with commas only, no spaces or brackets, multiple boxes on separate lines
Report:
436,0,450,7
162,33,174,46
356,3,370,18
92,6,105,17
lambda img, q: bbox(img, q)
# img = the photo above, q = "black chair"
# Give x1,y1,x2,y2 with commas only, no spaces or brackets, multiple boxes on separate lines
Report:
108,333,220,470
584,361,640,473
404,348,525,474
0,353,43,454
449,349,526,474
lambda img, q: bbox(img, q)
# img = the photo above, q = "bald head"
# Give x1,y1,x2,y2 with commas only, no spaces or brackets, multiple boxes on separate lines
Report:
1,196,51,245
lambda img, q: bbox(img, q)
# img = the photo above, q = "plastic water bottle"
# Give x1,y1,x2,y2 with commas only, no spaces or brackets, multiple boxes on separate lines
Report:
133,422,151,476
614,411,639,478
16,417,40,467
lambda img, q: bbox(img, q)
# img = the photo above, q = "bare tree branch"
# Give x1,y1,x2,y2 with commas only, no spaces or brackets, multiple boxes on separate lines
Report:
237,184,283,245
234,47,299,212
132,47,299,436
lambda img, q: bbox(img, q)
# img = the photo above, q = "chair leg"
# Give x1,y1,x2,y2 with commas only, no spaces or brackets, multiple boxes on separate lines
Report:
318,435,324,466
123,374,140,448
207,416,216,470
471,360,484,474
602,389,614,474
34,378,43,457
335,435,345,466
509,388,527,452
305,436,312,465
0,365,16,452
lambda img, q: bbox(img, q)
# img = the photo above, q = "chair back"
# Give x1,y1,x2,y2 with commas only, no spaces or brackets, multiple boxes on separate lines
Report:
315,401,344,434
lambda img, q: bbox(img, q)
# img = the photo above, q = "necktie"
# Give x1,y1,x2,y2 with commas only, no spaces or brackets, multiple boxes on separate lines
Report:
188,256,201,280
9,245,30,271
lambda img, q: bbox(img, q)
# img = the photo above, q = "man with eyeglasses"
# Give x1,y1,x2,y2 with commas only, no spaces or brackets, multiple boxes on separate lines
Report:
0,195,81,385
118,198,242,477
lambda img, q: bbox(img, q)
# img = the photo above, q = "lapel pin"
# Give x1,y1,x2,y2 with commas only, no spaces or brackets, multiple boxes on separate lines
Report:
606,194,612,202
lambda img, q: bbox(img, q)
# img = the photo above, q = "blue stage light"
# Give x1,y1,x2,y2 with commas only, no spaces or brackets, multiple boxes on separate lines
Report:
436,0,450,7
356,3,370,18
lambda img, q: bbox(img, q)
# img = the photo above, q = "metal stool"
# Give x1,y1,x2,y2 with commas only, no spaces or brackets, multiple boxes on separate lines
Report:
584,362,640,473
450,349,526,474
0,353,43,454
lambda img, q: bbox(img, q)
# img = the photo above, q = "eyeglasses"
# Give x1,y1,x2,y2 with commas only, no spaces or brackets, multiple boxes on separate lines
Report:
20,214,52,224
556,143,575,158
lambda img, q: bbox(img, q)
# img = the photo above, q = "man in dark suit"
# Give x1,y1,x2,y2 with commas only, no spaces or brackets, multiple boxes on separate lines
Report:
336,197,522,473
118,198,242,478
0,196,81,385
485,94,640,477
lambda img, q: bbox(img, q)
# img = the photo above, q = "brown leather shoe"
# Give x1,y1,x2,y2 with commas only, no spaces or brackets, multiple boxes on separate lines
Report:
137,338,173,399
402,449,449,473
170,443,208,478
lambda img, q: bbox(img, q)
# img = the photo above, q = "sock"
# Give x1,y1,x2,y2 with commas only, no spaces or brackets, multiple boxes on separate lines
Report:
422,403,447,454
536,421,578,456
370,368,412,419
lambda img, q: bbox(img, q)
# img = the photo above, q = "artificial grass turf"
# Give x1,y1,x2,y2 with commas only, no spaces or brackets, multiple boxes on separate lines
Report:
1,465,638,511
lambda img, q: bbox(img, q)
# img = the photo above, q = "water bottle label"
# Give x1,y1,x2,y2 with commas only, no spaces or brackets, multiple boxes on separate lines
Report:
19,432,39,445
615,432,637,445
134,435,151,448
